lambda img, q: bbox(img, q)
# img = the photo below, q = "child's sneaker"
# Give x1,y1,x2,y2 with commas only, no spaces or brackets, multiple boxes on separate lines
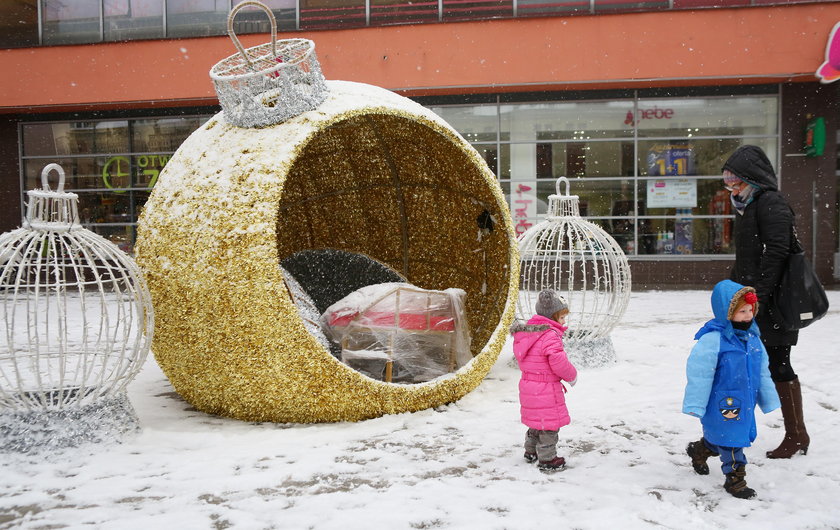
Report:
537,456,566,472
524,452,538,463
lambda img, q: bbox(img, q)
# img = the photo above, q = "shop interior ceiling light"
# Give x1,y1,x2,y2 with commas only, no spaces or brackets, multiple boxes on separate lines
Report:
209,1,328,128
135,7,519,422
0,164,153,453
517,177,631,368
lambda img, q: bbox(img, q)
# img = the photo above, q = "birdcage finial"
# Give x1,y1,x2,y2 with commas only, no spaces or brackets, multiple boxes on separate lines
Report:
555,176,571,196
24,163,81,232
547,176,580,219
209,1,328,128
40,162,66,192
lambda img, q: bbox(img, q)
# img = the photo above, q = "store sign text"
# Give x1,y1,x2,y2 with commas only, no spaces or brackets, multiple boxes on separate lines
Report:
513,183,535,235
624,106,675,126
102,155,169,192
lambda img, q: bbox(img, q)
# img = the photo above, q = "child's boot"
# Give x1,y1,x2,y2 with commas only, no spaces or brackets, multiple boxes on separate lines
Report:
723,466,756,499
686,438,717,475
538,456,566,472
523,452,537,463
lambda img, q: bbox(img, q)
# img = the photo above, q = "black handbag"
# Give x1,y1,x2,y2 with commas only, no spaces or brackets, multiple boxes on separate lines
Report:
771,225,829,331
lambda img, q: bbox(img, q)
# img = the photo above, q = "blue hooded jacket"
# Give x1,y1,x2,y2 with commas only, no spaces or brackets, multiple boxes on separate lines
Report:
682,280,780,447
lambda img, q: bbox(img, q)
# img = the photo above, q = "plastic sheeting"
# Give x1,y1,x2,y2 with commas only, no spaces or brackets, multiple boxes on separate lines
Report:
322,283,471,384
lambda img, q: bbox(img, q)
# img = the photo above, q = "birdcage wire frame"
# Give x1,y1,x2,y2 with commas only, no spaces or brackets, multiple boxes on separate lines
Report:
1,164,153,451
209,1,328,128
517,177,631,367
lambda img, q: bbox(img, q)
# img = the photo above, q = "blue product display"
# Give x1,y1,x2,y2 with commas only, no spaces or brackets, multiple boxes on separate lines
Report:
675,208,693,254
647,144,695,176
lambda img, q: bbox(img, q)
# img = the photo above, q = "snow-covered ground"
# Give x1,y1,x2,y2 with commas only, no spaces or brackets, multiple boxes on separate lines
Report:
2,290,839,529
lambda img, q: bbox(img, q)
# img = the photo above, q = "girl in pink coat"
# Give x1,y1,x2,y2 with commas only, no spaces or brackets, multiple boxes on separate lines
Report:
512,290,578,472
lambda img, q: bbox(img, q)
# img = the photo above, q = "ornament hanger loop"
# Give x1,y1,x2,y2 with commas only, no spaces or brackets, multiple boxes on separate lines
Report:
555,176,570,196
227,1,277,69
40,163,66,193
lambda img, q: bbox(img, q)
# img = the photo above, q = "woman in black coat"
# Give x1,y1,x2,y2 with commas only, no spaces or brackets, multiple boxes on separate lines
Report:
723,145,809,459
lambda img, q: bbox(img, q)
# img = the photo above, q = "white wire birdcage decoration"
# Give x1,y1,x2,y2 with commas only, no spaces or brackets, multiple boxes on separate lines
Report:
209,1,328,128
517,177,631,367
0,164,153,429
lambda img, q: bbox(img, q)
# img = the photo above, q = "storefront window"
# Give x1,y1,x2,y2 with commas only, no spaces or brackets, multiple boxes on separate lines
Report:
21,121,128,156
20,115,210,253
544,178,636,217
593,0,669,12
497,143,511,180
166,0,228,38
43,0,101,45
21,123,67,157
21,93,779,257
472,144,499,177
517,0,588,17
95,121,130,153
299,0,366,29
371,0,438,24
132,117,204,152
428,105,498,142
635,97,779,138
431,91,780,256
231,0,297,32
105,0,164,41
533,140,634,178
5,0,825,48
23,157,103,190
442,0,512,20
499,101,635,142
92,225,136,254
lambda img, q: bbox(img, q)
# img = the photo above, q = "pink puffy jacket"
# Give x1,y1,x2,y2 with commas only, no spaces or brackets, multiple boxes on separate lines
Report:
512,315,578,431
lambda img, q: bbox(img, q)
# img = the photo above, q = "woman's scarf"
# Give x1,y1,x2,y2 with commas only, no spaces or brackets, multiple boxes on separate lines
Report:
731,185,758,215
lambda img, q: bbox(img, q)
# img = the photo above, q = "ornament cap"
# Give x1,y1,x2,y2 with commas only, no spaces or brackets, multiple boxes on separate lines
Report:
24,163,81,232
209,2,328,128
547,176,581,219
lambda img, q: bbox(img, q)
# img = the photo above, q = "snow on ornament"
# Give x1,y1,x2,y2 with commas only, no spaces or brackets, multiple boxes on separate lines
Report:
517,177,631,368
134,24,519,423
0,164,153,453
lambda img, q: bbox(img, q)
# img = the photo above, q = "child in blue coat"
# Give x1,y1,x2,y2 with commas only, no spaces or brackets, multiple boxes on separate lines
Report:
682,279,780,499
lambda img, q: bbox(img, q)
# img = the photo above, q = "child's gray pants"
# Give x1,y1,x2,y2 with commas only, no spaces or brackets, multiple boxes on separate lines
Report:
525,428,558,461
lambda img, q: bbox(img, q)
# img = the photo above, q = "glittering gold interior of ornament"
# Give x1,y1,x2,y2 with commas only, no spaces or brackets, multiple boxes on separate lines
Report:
278,114,508,354
136,82,518,423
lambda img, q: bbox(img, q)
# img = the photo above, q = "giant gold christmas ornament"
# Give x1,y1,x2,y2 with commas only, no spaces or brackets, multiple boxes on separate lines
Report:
135,78,519,423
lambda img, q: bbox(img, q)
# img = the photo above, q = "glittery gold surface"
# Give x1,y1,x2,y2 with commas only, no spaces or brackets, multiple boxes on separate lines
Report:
135,81,519,423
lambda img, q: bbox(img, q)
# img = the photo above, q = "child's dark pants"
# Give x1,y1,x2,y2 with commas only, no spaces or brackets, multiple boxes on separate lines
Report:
704,439,747,474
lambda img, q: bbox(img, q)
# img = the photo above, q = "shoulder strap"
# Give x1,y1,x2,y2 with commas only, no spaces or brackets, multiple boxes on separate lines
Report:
787,204,804,254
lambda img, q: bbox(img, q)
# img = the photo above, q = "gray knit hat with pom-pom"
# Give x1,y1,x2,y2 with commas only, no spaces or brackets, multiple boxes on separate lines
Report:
535,290,568,318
